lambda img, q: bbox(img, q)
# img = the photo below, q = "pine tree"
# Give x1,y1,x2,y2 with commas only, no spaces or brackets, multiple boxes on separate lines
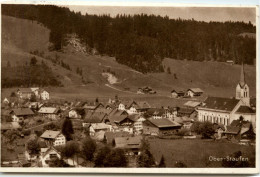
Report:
158,155,166,167
62,117,74,141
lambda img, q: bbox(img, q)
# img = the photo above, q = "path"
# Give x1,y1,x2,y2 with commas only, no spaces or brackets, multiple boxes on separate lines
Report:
105,84,136,94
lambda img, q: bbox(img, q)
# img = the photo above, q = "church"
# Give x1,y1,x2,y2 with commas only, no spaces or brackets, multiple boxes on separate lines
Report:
197,64,256,126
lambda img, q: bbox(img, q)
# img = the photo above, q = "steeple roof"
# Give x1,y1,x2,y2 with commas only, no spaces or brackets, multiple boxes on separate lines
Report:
239,63,246,87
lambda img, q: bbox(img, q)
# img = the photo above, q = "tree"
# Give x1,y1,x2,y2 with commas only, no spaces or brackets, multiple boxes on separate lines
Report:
43,122,59,131
30,56,37,66
30,94,37,102
174,73,177,79
94,146,127,167
27,139,40,155
94,146,111,167
61,141,80,166
137,138,155,167
167,67,171,74
175,161,187,168
81,137,97,161
95,97,99,103
10,92,16,97
199,121,215,139
158,155,166,167
62,117,74,141
49,158,70,167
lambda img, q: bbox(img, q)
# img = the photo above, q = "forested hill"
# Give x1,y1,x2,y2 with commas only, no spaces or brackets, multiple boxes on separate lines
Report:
2,4,256,73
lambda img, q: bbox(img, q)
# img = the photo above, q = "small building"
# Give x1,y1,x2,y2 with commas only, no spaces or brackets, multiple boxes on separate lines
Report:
143,118,182,136
184,101,202,108
17,88,34,99
40,90,50,100
38,107,60,120
171,90,185,98
187,88,204,97
40,130,66,147
69,108,85,119
10,108,34,122
39,147,61,167
84,112,108,123
87,123,112,136
104,131,130,145
146,108,165,119
128,114,146,133
226,60,234,65
177,107,196,119
114,136,142,155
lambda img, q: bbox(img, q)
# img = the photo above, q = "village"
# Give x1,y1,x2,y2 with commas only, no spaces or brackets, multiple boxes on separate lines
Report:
0,64,256,168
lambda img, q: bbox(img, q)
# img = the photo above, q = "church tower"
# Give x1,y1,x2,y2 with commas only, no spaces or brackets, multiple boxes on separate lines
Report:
236,63,250,106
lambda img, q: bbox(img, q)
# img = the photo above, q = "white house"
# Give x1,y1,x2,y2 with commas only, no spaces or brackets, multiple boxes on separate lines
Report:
40,147,61,167
38,107,60,120
40,130,66,147
31,88,40,97
40,90,50,100
187,88,204,97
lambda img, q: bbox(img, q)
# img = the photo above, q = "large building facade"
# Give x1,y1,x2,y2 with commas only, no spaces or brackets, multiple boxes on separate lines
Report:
197,64,255,126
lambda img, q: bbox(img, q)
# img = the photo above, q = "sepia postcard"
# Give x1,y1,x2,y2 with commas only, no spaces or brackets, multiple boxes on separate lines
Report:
0,1,259,174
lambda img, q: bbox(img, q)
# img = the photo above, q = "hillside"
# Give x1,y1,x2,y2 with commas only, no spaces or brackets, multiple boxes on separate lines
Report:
1,15,256,103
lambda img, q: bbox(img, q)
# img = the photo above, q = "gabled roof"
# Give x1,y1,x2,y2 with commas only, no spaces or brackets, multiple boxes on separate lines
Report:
131,101,151,109
104,131,130,144
40,130,61,139
178,107,195,115
115,136,142,149
225,126,240,134
236,106,255,114
188,88,204,93
109,115,129,124
146,108,165,117
199,97,240,112
94,108,113,115
91,123,111,130
42,147,61,159
38,107,59,114
84,112,107,123
11,108,34,116
147,118,181,128
184,101,201,108
17,88,33,93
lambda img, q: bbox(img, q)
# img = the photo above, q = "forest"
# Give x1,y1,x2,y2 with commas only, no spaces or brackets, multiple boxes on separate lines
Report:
2,4,256,73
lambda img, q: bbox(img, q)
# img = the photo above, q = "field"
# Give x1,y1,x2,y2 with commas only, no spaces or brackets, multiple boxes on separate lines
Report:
148,138,255,167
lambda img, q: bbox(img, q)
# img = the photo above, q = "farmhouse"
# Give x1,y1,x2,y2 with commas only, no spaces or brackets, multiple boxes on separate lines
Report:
143,118,181,136
39,147,61,167
177,107,196,119
146,108,165,119
84,112,108,123
17,88,34,99
128,114,146,133
83,102,104,111
38,107,60,120
171,90,185,98
187,88,204,97
40,130,66,147
114,136,142,155
40,90,50,100
10,108,34,122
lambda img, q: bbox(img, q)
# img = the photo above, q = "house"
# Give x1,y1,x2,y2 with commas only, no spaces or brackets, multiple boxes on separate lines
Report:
84,112,108,123
137,88,145,94
114,136,142,155
104,131,130,145
108,115,134,134
10,108,34,122
171,90,185,98
38,107,60,120
39,147,61,167
143,118,182,136
125,101,151,115
213,123,225,139
31,87,40,97
187,88,204,97
165,107,178,119
128,114,146,133
1,122,21,132
17,88,34,99
40,130,66,147
146,108,165,119
226,60,234,65
83,102,104,111
69,108,85,119
3,97,9,104
87,123,112,136
40,90,50,100
223,120,255,140
177,107,196,119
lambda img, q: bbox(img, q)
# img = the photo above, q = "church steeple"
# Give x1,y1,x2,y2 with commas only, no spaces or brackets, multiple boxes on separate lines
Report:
236,62,250,106
239,62,245,87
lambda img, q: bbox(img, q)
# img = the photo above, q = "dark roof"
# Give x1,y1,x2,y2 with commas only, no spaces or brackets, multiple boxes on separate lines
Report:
146,118,181,128
115,136,142,149
104,131,130,144
84,112,107,123
225,126,240,134
188,88,204,93
236,106,255,114
11,108,34,116
94,108,113,115
17,88,32,93
230,120,251,128
109,115,129,124
146,108,165,117
178,107,195,115
199,97,240,112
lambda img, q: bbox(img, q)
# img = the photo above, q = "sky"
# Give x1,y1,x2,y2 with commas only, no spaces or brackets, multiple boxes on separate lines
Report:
66,6,256,25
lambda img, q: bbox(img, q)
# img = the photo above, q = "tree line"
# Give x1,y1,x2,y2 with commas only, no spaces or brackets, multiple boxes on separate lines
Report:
2,4,256,73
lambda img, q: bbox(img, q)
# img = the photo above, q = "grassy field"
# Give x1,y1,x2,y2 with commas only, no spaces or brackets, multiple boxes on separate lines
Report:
148,138,255,167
